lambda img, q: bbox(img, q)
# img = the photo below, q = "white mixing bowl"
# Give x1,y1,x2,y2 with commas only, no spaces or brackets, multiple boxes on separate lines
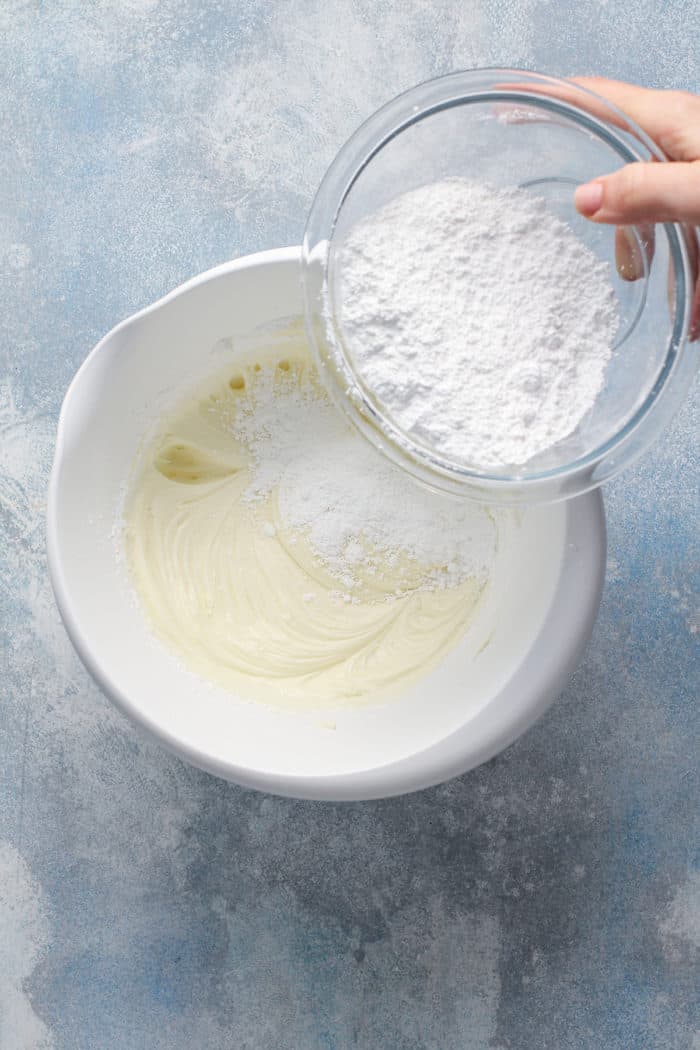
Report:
47,247,606,800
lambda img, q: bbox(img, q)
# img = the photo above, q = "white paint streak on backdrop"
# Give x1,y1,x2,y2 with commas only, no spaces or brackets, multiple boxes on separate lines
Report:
0,841,54,1050
658,870,700,962
196,0,539,222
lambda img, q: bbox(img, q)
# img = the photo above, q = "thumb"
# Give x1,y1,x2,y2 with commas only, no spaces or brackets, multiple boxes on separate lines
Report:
574,160,700,225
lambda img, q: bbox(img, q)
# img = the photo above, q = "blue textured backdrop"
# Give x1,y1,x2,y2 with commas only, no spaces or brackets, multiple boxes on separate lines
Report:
1,2,698,1047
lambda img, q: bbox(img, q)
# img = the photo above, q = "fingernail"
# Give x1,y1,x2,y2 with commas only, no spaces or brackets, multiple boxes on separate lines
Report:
574,181,604,216
615,226,645,282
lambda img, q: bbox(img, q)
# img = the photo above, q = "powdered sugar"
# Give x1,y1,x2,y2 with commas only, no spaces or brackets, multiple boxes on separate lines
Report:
230,363,496,592
335,178,619,468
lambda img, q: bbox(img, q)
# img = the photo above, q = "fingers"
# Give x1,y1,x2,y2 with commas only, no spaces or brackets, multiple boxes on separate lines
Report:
690,273,700,341
615,225,654,281
575,160,700,225
685,228,700,341
494,78,634,134
497,76,700,160
572,78,700,161
572,79,700,338
666,226,700,341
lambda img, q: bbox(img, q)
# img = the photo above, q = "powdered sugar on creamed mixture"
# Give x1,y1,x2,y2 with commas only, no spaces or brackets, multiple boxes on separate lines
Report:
229,361,497,593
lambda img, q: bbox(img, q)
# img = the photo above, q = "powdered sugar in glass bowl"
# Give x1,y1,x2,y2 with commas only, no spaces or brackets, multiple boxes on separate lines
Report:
301,69,697,504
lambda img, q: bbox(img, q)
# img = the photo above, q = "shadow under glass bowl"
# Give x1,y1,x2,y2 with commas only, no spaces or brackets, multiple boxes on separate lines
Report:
302,68,696,504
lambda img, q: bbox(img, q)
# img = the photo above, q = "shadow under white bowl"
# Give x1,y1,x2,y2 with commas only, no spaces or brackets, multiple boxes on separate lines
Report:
47,247,606,801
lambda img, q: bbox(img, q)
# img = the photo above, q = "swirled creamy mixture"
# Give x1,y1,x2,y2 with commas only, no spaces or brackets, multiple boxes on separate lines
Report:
124,340,497,708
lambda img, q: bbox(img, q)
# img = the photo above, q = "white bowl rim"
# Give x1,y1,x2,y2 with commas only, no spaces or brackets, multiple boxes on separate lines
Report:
47,247,606,800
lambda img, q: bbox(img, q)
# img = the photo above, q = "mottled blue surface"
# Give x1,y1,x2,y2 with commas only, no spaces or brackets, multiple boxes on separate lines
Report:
1,2,698,1048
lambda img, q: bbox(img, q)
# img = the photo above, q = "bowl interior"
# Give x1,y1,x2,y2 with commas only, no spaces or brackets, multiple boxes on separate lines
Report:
49,250,603,797
306,72,689,494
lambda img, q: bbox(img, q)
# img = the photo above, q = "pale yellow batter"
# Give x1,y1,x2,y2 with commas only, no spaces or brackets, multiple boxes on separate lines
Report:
124,346,491,708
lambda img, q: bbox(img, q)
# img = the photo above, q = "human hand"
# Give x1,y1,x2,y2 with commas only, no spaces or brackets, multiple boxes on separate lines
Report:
572,77,700,340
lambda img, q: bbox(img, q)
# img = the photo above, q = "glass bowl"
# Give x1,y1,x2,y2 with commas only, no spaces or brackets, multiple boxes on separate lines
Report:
302,69,697,503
